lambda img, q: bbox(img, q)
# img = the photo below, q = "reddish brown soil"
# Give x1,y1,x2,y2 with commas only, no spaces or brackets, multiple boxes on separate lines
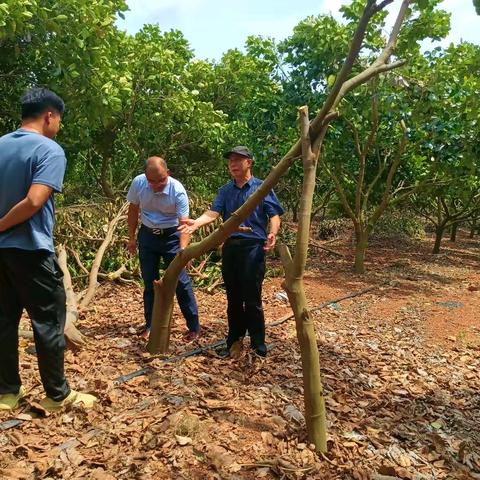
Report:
1,231,479,479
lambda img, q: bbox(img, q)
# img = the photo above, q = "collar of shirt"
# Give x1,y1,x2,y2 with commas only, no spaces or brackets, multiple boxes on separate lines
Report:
232,176,255,190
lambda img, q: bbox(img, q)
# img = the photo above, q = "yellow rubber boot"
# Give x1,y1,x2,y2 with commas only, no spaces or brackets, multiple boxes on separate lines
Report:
0,386,26,411
40,390,97,412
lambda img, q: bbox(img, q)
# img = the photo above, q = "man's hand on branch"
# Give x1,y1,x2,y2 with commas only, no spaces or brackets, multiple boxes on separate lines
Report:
178,218,198,235
127,238,137,255
264,233,277,252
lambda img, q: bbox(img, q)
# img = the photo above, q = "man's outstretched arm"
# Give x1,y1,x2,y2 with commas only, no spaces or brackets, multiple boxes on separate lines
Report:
178,210,220,235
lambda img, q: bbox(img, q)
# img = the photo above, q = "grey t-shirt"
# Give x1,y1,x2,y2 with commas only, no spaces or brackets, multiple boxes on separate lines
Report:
0,128,66,252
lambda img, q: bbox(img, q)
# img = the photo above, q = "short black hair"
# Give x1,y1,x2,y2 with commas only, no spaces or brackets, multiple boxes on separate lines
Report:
21,87,65,119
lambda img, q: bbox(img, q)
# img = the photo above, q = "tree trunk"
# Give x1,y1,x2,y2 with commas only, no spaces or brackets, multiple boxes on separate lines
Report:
281,270,327,452
470,219,477,238
450,222,458,242
278,105,328,452
99,156,116,200
433,225,446,254
292,205,299,223
354,230,368,274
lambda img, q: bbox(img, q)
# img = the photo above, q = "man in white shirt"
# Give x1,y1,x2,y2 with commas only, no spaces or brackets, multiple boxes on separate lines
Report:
127,156,200,340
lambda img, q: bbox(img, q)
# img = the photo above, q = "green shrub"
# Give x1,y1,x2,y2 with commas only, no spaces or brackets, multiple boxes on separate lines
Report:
314,218,351,240
372,211,425,239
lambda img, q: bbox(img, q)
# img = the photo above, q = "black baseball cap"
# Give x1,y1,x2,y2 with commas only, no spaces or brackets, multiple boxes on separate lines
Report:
223,146,253,159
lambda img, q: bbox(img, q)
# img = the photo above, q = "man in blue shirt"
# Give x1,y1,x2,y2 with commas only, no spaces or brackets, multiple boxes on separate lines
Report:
0,87,96,411
179,146,284,357
127,156,200,340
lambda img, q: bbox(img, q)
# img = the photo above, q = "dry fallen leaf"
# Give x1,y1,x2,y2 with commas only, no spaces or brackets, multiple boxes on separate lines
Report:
175,435,192,446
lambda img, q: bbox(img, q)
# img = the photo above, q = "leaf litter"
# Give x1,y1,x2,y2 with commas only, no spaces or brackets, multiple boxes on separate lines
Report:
0,234,479,479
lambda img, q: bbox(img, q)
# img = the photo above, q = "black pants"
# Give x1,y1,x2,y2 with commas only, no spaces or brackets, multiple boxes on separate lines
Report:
0,248,70,401
222,239,266,349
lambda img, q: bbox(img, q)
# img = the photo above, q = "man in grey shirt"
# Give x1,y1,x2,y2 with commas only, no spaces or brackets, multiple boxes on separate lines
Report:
0,88,96,412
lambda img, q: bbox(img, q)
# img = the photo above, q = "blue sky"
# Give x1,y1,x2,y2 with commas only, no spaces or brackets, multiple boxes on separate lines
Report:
118,0,479,60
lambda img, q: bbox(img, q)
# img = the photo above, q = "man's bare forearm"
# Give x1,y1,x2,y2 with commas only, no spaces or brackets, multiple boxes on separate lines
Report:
269,215,281,235
195,210,219,228
0,184,52,232
127,204,140,240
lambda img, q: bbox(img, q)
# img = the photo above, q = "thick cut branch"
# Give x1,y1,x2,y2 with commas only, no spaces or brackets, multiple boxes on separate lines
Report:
57,245,87,348
79,203,128,309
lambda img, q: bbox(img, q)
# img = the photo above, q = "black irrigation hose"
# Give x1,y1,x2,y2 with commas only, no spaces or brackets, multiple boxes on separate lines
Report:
0,419,24,431
114,339,227,385
0,286,375,431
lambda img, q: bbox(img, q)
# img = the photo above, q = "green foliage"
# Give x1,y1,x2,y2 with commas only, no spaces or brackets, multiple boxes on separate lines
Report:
373,211,425,239
395,0,450,58
315,218,351,240
474,0,480,15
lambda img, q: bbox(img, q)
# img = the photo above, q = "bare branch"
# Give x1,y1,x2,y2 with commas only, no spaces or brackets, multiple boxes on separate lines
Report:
324,165,357,222
79,203,128,309
299,106,313,166
374,0,395,12
369,120,408,228
311,0,387,131
345,118,362,160
363,93,380,158
66,245,89,275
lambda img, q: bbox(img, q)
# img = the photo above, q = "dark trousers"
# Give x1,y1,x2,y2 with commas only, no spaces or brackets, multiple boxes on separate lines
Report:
0,248,70,401
138,226,199,332
221,239,266,349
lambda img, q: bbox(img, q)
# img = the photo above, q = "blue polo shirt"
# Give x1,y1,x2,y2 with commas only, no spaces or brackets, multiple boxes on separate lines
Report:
211,176,284,241
127,174,189,228
0,128,66,253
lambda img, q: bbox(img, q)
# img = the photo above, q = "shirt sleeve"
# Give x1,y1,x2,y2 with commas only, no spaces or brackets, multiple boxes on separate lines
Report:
210,187,225,215
127,178,140,205
176,190,189,218
264,189,284,218
32,154,66,193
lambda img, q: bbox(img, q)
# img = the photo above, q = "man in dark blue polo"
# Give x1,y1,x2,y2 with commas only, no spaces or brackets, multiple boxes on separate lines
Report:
0,87,96,411
179,146,283,357
127,156,200,341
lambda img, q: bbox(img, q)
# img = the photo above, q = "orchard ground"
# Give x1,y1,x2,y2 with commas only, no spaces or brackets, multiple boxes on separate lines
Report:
1,230,479,479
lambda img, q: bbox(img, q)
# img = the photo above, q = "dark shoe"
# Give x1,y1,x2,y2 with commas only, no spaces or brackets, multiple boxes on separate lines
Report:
184,328,201,342
253,344,267,357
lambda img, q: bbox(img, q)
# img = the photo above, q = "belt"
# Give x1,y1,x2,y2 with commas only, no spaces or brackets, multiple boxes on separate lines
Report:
141,224,178,236
224,237,264,247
